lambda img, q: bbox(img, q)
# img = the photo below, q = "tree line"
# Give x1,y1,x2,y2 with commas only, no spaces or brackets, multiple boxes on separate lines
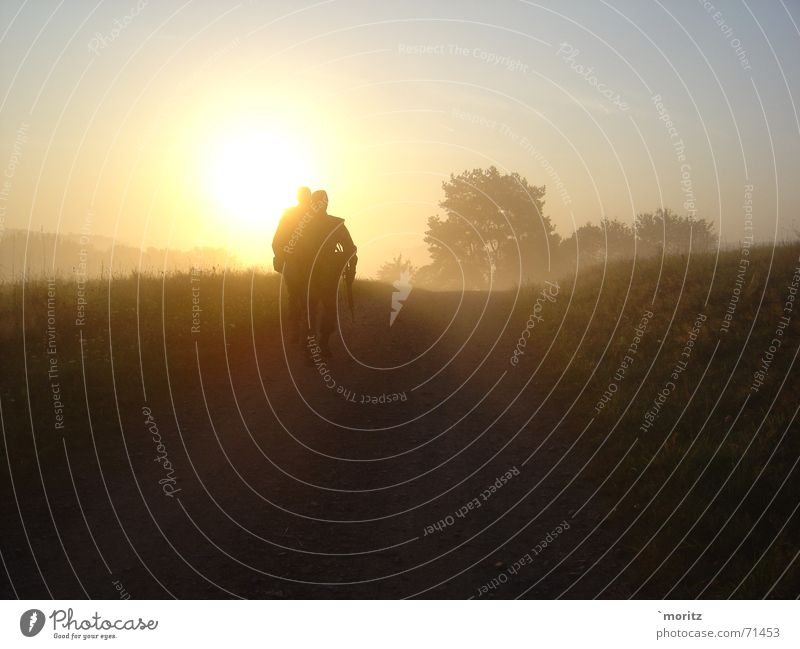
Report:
377,166,718,288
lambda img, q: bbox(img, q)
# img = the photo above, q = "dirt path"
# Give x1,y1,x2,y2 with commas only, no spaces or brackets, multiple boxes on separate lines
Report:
1,286,626,599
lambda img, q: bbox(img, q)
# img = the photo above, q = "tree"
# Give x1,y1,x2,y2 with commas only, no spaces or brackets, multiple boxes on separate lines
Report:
419,167,559,289
559,217,635,269
376,254,416,283
635,208,717,256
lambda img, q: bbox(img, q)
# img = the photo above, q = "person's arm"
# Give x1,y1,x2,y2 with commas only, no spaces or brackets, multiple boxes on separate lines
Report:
272,213,289,271
272,215,287,257
338,224,357,281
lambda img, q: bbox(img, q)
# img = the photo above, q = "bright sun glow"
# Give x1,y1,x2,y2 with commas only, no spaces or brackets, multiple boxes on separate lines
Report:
208,128,312,230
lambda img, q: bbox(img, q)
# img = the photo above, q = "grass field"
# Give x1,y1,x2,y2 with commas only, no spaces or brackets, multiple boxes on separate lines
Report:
0,244,797,598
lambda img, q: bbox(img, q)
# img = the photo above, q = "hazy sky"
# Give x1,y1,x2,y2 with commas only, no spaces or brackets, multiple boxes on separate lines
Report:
1,0,799,273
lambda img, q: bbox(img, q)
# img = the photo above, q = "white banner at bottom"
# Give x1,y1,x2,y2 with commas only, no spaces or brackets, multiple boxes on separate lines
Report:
0,600,796,648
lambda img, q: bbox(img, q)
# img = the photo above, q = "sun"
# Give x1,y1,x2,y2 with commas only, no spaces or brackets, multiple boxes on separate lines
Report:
208,128,312,229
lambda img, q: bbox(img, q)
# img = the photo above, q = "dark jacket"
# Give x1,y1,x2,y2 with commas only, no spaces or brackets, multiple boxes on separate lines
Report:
272,205,313,272
290,213,357,287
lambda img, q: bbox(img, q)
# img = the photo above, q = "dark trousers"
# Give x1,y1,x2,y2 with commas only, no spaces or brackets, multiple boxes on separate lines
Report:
282,265,306,344
285,261,341,350
308,277,339,348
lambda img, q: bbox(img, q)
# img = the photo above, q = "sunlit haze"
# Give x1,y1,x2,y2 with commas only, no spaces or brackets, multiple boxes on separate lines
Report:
1,0,799,274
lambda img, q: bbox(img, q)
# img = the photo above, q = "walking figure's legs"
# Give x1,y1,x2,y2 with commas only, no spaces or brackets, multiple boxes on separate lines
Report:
318,279,339,358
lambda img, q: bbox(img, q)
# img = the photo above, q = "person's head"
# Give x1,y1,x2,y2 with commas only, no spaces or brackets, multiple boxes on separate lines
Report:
296,186,312,206
311,190,328,215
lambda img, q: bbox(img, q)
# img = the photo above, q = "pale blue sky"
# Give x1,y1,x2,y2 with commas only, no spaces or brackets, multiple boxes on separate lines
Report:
1,0,799,270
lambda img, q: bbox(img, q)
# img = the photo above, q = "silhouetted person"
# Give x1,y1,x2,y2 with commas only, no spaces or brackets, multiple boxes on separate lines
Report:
272,187,313,343
273,186,312,271
297,190,357,357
